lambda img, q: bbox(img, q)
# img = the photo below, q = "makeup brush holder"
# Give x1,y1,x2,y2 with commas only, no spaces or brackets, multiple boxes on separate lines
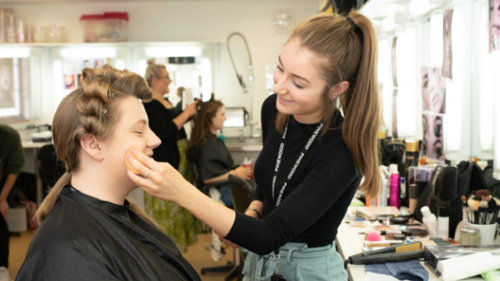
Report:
468,223,497,245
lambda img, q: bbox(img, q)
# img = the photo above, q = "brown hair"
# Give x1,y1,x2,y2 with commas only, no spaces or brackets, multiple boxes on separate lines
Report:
186,94,224,158
144,58,166,87
275,11,381,197
35,65,160,228
177,86,185,98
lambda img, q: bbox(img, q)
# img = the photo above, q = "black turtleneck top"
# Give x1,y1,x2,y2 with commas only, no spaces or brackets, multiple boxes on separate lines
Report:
17,186,200,281
225,94,361,255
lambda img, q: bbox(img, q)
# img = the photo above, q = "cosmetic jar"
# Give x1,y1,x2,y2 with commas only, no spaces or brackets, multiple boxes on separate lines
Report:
460,227,481,246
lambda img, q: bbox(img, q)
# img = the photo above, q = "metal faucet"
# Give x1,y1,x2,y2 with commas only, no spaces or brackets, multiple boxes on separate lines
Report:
239,129,245,143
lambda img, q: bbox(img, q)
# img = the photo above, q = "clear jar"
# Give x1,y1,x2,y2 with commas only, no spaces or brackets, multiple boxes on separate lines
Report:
460,227,481,246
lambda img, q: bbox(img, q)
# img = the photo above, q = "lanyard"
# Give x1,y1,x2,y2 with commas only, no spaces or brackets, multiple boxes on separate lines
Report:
272,120,323,207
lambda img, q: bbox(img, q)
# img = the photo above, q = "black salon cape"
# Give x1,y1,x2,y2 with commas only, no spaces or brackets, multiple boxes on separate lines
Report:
16,186,200,281
189,136,235,182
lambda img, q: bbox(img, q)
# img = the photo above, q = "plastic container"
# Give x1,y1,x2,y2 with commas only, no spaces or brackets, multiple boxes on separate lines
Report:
460,227,481,246
389,164,400,209
421,206,438,237
79,12,128,42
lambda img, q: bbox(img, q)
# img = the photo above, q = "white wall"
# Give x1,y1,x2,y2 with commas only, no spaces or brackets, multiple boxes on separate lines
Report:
3,1,319,136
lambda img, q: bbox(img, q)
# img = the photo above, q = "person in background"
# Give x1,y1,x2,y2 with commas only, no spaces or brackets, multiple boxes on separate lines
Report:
186,96,253,208
175,86,185,113
16,65,200,281
0,124,25,281
128,11,381,281
143,59,201,253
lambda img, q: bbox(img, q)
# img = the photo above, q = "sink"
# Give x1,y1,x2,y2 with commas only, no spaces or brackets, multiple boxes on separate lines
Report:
242,137,261,144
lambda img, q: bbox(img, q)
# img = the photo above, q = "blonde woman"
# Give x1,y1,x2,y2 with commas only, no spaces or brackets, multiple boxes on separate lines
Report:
17,65,200,280
143,59,201,252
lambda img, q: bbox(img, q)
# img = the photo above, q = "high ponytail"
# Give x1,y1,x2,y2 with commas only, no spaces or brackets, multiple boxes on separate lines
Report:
276,11,381,198
342,12,381,198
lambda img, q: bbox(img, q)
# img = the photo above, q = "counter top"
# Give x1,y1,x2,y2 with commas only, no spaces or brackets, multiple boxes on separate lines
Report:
336,207,483,281
224,137,263,152
22,141,52,149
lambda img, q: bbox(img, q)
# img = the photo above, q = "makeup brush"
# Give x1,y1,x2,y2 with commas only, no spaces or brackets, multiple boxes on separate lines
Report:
491,198,500,224
461,195,469,224
478,201,488,224
475,189,491,201
467,198,479,224
486,199,497,225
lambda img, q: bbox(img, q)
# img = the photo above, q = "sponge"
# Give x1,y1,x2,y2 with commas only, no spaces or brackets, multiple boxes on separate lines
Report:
366,231,381,242
125,147,148,175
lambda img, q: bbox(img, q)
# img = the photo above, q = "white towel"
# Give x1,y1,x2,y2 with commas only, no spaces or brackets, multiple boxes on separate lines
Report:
437,252,500,281
208,187,226,262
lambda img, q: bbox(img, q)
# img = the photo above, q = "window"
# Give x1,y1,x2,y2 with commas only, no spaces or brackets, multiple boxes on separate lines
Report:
0,58,31,123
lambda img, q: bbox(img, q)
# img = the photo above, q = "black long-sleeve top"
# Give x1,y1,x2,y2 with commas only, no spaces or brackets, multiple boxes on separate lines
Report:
225,94,361,255
143,99,187,170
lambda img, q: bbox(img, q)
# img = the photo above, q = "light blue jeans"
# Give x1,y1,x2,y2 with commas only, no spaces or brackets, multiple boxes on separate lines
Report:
242,241,347,281
218,184,233,208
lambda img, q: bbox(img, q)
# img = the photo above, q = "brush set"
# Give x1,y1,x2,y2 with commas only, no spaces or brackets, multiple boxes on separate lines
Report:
464,190,499,225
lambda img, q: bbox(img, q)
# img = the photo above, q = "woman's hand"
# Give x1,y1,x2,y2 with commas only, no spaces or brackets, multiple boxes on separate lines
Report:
233,166,253,180
126,149,192,204
0,200,9,220
184,99,200,118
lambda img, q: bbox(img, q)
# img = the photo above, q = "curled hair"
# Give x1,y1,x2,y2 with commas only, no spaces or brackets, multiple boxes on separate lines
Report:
276,11,381,198
35,65,158,227
144,58,166,87
186,94,223,157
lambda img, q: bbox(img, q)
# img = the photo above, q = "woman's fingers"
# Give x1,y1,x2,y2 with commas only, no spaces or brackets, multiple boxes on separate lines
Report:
127,154,152,178
130,149,159,171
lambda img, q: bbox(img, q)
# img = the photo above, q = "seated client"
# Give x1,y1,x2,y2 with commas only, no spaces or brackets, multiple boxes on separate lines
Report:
16,65,200,281
186,96,253,208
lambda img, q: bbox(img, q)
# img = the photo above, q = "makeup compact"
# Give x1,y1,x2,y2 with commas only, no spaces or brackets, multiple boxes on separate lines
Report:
376,214,397,224
390,216,409,224
400,226,429,237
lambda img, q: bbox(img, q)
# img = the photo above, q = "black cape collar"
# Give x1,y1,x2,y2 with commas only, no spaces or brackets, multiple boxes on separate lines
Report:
64,185,131,222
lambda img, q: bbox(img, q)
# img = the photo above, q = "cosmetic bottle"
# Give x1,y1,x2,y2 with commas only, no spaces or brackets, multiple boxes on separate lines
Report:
402,140,419,207
389,164,400,209
218,129,225,143
438,206,450,240
378,166,389,207
421,206,438,237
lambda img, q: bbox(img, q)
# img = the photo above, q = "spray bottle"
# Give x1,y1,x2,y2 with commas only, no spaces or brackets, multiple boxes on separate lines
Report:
378,166,390,207
389,164,400,209
421,206,438,237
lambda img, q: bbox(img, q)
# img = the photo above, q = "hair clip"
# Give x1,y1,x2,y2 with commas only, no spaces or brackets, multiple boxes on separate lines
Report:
102,109,108,115
107,88,114,100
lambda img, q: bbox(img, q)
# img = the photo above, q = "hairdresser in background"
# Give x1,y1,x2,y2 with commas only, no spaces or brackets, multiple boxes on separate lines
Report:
129,12,380,280
143,59,201,253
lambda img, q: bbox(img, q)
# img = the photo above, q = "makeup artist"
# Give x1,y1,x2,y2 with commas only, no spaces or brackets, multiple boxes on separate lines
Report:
128,11,381,281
